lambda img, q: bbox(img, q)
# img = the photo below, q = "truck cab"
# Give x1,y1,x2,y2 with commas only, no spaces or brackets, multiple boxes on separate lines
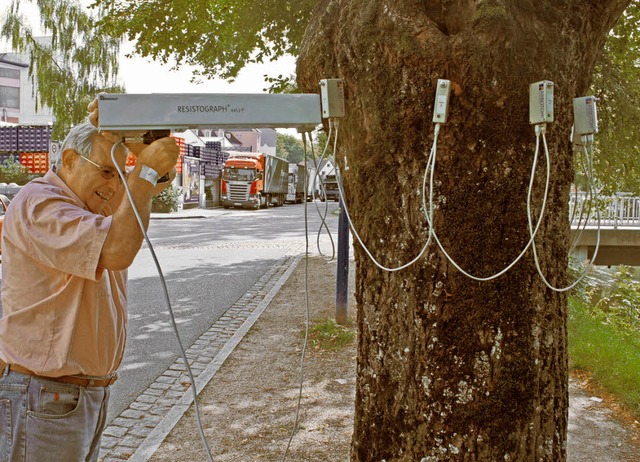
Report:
221,152,288,209
321,174,340,202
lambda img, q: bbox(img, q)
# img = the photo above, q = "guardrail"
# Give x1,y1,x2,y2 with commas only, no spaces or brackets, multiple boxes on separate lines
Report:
570,193,640,228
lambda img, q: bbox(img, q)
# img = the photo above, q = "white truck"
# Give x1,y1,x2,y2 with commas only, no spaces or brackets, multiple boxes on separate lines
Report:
286,163,305,204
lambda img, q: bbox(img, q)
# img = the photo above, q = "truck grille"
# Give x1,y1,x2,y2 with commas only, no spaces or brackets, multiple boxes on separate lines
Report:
228,184,250,201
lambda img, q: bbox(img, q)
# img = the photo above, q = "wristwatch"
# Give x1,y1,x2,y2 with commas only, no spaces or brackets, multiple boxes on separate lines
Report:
140,165,160,186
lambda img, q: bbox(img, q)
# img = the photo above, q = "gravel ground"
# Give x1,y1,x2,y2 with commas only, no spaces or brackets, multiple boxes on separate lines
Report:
148,256,640,461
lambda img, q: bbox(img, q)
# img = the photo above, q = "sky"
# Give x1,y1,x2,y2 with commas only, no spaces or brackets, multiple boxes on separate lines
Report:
117,43,297,95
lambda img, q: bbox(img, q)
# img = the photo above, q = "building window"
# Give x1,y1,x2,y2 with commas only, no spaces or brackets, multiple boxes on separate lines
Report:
0,68,20,79
0,86,20,109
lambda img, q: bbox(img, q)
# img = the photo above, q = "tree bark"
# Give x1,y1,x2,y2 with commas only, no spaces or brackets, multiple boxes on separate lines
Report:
297,1,631,460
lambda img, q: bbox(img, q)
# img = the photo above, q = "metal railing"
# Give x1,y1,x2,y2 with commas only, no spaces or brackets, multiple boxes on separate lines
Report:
570,193,640,228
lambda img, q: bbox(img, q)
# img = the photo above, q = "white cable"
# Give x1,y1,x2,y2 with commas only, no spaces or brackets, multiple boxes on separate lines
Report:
332,119,435,272
310,124,336,260
282,135,312,461
529,133,602,292
569,142,596,251
111,143,214,462
423,124,550,281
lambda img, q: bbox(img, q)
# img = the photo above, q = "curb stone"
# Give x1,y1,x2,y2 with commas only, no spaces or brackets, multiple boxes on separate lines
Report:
99,252,303,462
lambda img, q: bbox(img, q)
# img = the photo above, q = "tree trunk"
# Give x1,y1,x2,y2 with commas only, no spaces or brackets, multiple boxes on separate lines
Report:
297,1,630,460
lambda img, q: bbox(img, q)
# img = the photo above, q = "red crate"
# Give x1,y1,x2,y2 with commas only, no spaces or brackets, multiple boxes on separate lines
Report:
19,152,49,173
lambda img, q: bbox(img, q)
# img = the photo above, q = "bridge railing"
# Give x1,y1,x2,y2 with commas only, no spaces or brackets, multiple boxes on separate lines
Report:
569,193,640,228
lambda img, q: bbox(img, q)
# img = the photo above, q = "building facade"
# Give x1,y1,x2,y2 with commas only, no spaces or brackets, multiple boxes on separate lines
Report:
0,39,55,126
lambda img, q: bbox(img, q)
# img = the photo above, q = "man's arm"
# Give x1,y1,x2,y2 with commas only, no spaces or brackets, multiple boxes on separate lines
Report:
98,138,179,270
106,165,177,212
88,98,180,270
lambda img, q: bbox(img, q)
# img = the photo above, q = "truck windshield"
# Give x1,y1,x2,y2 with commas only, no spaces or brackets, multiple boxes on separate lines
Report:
224,167,255,181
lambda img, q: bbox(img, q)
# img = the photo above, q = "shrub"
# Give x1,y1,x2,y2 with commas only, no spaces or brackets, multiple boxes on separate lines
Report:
587,265,640,336
0,156,37,185
152,184,182,213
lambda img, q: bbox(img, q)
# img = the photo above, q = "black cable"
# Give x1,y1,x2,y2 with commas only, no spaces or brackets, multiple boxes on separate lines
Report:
111,143,214,462
282,133,312,461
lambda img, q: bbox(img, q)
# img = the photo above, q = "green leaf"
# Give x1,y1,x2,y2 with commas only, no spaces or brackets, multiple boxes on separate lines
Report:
587,1,640,194
93,0,317,84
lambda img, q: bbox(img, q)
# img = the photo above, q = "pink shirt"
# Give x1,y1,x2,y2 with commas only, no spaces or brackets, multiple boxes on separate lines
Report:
0,171,127,377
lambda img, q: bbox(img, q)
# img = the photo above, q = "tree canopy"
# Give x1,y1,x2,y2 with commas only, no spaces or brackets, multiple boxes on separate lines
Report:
276,133,305,163
1,0,122,138
589,1,640,194
94,0,315,91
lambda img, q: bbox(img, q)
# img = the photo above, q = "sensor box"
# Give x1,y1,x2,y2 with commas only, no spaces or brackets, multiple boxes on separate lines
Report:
529,81,554,125
320,79,345,118
432,79,451,123
573,96,598,136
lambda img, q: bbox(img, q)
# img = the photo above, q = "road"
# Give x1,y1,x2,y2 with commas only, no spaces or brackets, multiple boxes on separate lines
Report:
107,200,340,422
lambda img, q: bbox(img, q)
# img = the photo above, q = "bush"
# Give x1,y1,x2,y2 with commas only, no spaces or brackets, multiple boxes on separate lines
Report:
568,296,640,418
152,184,182,213
0,156,37,185
568,264,640,418
587,265,640,336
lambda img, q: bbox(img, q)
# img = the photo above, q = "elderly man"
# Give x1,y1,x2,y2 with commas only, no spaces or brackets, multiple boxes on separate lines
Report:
0,106,179,461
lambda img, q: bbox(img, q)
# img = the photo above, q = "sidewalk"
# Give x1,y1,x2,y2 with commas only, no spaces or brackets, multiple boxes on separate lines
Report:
103,253,640,461
147,255,356,461
150,207,230,220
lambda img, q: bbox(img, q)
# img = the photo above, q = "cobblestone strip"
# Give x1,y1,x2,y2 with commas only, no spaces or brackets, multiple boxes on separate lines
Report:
99,252,303,461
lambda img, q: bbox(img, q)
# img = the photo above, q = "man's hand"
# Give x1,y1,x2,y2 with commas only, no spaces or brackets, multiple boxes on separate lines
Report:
135,137,180,180
88,96,145,151
88,97,100,128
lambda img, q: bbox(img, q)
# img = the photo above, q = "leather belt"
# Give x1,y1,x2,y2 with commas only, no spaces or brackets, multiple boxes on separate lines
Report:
0,359,117,387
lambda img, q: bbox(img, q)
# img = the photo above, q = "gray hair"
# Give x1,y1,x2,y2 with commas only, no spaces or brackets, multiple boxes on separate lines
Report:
54,123,100,169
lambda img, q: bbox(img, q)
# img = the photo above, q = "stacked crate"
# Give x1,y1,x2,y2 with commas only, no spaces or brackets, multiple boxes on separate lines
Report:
19,152,49,174
17,126,52,152
170,135,186,174
0,126,53,174
0,153,17,165
185,144,200,159
0,127,18,152
203,141,225,179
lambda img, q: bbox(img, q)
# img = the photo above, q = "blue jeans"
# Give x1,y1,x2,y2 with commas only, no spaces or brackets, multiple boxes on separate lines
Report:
0,367,110,462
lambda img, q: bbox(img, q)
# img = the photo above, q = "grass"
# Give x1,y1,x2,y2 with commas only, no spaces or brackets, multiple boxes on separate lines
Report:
568,296,640,418
306,317,355,351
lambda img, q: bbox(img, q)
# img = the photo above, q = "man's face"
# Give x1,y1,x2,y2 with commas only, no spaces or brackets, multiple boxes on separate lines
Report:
64,136,127,214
